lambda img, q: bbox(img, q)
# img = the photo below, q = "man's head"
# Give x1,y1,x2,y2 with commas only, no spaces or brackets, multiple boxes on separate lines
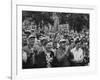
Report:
24,31,31,38
75,40,81,49
53,41,58,49
59,39,66,48
27,35,35,45
40,38,48,47
22,33,27,42
46,42,53,51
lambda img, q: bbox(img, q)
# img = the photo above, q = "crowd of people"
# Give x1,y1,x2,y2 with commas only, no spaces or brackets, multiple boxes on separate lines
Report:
22,18,89,69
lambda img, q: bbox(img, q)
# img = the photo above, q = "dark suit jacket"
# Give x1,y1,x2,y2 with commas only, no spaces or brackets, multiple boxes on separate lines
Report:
35,51,47,68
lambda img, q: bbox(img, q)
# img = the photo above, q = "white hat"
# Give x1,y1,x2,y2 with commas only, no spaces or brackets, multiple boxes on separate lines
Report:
28,34,35,40
59,39,66,42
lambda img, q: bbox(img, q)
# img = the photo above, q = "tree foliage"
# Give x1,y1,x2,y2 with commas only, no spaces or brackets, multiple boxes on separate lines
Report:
22,11,89,32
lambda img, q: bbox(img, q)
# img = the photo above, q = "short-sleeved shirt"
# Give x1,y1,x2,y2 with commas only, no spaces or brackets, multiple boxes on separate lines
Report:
70,47,84,62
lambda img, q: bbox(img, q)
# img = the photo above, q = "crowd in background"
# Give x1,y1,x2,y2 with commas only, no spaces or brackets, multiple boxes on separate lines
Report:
22,15,89,69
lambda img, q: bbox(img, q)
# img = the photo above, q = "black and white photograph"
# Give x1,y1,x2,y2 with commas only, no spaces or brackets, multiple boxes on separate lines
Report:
22,11,90,69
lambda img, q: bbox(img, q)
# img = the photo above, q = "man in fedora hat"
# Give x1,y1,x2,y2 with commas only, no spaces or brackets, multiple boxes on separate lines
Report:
22,34,36,68
56,39,70,67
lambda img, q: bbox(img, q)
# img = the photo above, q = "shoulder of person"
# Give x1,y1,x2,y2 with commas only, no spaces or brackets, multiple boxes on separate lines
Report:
70,47,76,53
56,48,61,52
22,46,28,51
79,47,83,52
22,45,33,54
38,50,45,55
